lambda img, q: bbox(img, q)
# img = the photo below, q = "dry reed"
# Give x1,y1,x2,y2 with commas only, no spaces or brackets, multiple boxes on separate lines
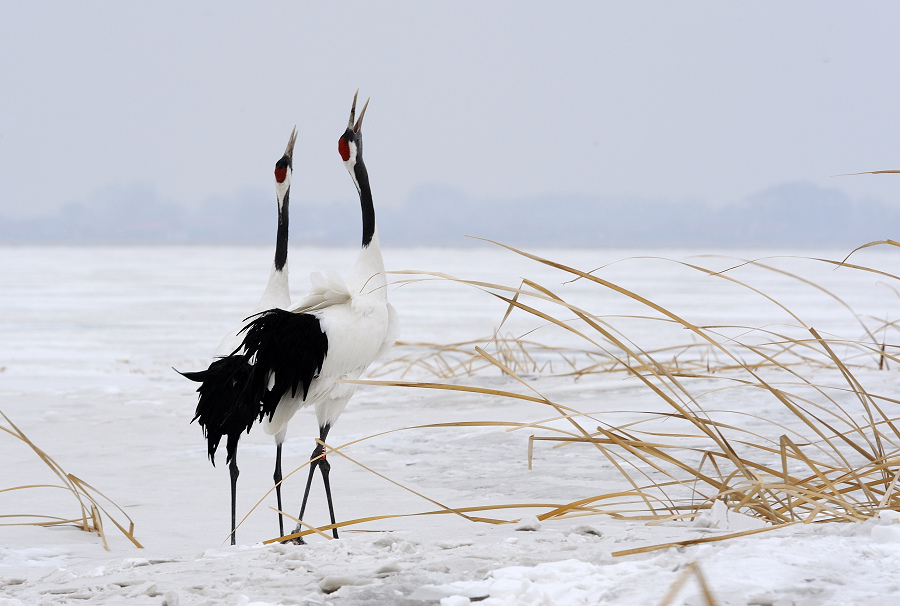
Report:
336,242,900,543
239,240,900,565
0,410,142,550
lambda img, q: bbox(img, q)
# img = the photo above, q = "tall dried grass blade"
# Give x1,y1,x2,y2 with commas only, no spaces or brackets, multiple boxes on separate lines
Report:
780,436,796,521
780,436,855,521
809,327,892,455
658,562,719,606
750,260,878,347
321,440,500,524
877,468,900,509
1,410,141,549
265,501,580,545
612,522,798,557
837,170,900,175
67,475,143,548
275,509,334,541
91,504,108,550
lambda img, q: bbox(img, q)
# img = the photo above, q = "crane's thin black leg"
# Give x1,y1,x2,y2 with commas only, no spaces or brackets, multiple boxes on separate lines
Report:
229,454,239,546
274,443,284,538
317,424,339,538
319,458,338,538
287,424,333,544
288,440,323,544
297,446,322,521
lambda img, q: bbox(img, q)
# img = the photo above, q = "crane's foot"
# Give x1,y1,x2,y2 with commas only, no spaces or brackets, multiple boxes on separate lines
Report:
281,525,307,545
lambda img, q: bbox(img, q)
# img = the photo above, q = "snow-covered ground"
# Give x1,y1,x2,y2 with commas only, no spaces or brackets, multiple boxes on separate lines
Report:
3,244,900,605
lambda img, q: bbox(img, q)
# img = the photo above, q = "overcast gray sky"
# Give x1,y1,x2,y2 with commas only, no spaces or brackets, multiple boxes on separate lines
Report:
2,2,899,221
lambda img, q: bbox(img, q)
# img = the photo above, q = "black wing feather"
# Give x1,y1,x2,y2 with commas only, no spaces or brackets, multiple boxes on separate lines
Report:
240,309,329,422
179,355,258,466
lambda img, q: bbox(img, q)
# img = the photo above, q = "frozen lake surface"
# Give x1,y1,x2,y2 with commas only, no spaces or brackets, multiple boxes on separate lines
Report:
3,244,900,605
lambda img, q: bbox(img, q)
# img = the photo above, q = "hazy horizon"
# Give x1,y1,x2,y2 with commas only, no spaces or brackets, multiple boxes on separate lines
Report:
2,3,899,245
1,178,896,249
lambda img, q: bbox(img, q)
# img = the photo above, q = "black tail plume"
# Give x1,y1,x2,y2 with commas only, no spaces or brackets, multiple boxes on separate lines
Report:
179,355,259,466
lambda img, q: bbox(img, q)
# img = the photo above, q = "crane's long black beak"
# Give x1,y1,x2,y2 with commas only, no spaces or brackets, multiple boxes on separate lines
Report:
347,91,369,134
285,126,298,159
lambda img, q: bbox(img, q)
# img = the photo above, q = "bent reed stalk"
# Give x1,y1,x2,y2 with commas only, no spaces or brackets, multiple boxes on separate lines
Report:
0,410,141,550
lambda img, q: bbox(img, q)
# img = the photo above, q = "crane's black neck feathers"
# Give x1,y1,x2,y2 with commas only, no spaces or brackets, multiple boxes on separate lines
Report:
274,187,289,271
355,159,375,248
347,131,375,248
273,154,292,271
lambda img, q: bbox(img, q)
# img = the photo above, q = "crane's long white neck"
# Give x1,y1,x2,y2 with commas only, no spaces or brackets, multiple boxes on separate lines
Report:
344,141,386,295
256,172,292,311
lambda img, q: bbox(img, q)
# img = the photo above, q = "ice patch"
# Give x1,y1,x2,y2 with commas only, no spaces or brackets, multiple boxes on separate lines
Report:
126,581,157,598
878,510,900,524
374,562,401,575
463,559,613,605
319,575,369,594
437,539,474,549
199,548,237,559
514,515,542,531
41,568,77,583
371,535,397,548
871,510,900,543
409,583,491,601
694,500,767,532
570,524,603,537
0,546,69,569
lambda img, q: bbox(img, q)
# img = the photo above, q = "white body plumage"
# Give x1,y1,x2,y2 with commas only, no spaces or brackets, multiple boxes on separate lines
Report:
263,229,398,439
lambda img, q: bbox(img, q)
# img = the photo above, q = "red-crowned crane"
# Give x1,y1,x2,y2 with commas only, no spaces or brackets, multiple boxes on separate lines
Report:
180,127,297,545
240,91,398,542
